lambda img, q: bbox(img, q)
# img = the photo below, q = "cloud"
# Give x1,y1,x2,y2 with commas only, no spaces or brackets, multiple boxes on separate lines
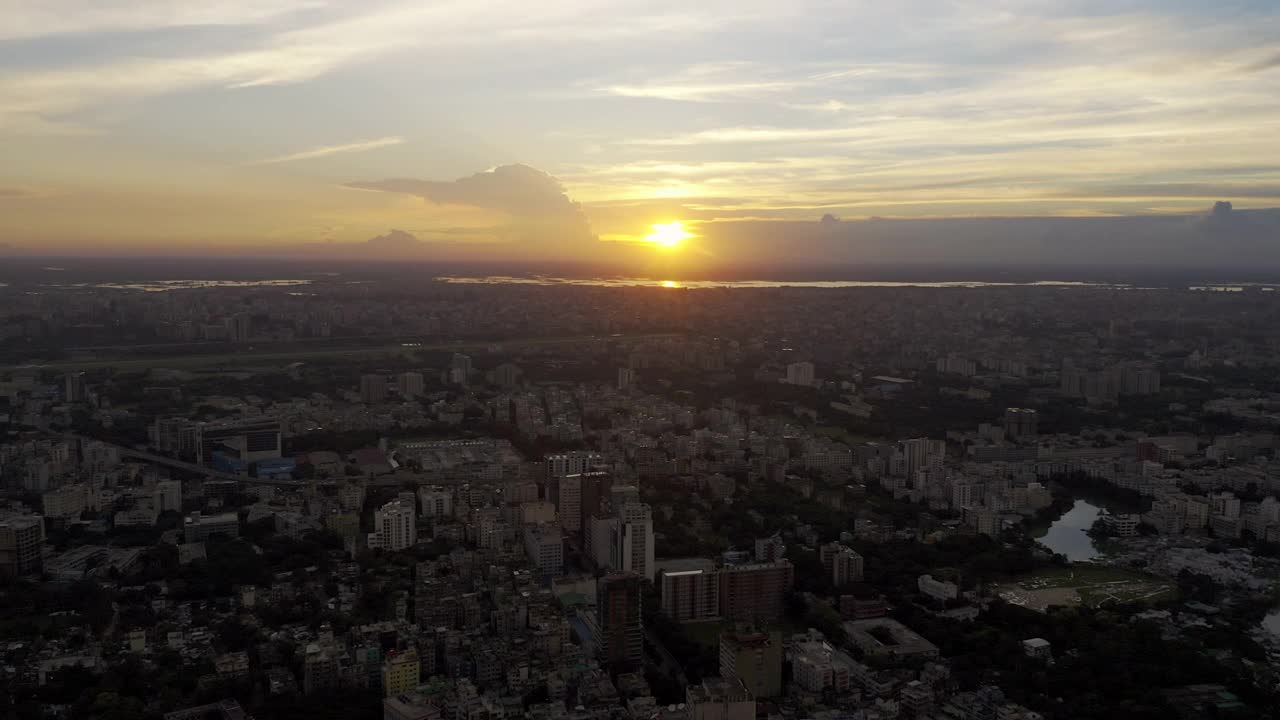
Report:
0,187,33,199
365,229,423,250
1,1,325,40
348,164,597,248
254,136,404,165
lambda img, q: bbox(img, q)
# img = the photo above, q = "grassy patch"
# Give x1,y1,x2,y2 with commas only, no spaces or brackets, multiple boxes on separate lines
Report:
996,563,1177,611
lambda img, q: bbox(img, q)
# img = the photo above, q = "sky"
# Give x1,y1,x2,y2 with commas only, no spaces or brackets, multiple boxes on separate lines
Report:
2,0,1280,268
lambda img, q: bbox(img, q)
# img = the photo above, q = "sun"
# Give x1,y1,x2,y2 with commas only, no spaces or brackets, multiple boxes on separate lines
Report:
643,221,694,249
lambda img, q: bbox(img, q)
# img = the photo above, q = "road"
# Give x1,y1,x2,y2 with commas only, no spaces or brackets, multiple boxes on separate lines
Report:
4,332,683,372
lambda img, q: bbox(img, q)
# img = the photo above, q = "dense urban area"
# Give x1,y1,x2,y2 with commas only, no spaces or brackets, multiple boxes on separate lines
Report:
3,275,1280,720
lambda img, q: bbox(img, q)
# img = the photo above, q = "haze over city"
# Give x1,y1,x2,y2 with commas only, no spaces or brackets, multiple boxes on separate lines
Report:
3,0,1280,269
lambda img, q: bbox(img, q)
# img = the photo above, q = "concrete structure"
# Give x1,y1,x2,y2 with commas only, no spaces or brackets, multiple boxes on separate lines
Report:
719,560,794,623
197,418,282,465
617,367,635,391
719,629,782,699
545,451,604,478
784,361,815,387
183,511,239,543
550,473,582,534
0,515,44,578
1003,408,1039,440
154,480,183,514
844,618,940,660
657,558,720,623
789,631,854,694
687,677,755,720
382,648,421,698
519,501,557,525
42,483,90,520
616,502,655,582
418,486,453,518
598,573,643,673
1023,638,1052,661
396,372,425,398
64,372,86,403
360,374,388,404
523,523,564,578
918,574,960,601
1100,512,1141,537
370,498,416,552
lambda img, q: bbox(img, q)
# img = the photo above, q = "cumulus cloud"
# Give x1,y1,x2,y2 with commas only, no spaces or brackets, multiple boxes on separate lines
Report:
365,229,423,250
348,164,597,248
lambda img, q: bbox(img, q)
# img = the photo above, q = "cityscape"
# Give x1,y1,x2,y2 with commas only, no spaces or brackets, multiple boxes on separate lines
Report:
1,273,1279,719
5,0,1280,718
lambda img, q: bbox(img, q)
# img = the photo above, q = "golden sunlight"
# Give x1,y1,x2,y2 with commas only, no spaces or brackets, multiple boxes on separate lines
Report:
643,221,694,249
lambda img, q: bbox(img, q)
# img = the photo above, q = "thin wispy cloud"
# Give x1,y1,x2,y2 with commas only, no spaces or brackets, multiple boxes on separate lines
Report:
254,136,405,165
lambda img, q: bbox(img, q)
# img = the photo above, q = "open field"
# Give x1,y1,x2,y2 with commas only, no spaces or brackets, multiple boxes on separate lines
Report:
995,564,1176,612
1,333,682,372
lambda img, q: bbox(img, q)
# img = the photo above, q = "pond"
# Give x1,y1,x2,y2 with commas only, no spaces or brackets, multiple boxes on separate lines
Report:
1261,609,1280,637
1038,499,1103,562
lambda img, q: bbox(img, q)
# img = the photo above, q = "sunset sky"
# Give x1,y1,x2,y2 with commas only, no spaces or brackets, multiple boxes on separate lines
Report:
2,0,1280,265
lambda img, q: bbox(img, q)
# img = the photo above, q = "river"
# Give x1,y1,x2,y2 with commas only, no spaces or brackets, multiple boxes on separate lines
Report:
1038,499,1104,562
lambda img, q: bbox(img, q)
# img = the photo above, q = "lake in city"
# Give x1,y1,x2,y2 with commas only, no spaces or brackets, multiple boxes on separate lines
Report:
1038,499,1104,562
1262,609,1280,638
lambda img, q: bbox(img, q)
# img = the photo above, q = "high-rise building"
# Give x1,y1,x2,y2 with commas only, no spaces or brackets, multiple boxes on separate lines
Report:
223,313,252,343
785,361,815,386
382,648,420,698
588,514,619,569
720,629,783,699
579,472,613,538
397,372,425,398
42,484,89,520
418,486,453,518
448,354,472,385
598,573,643,673
832,548,864,587
545,451,605,478
370,498,416,551
658,559,720,622
617,367,635,391
1003,408,1038,440
360,374,388,404
820,542,863,586
550,474,582,533
719,560,794,623
0,515,44,578
616,502,655,581
64,372,86,403
754,535,786,563
491,363,521,388
152,417,200,458
523,523,564,578
153,480,183,514
451,353,473,375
